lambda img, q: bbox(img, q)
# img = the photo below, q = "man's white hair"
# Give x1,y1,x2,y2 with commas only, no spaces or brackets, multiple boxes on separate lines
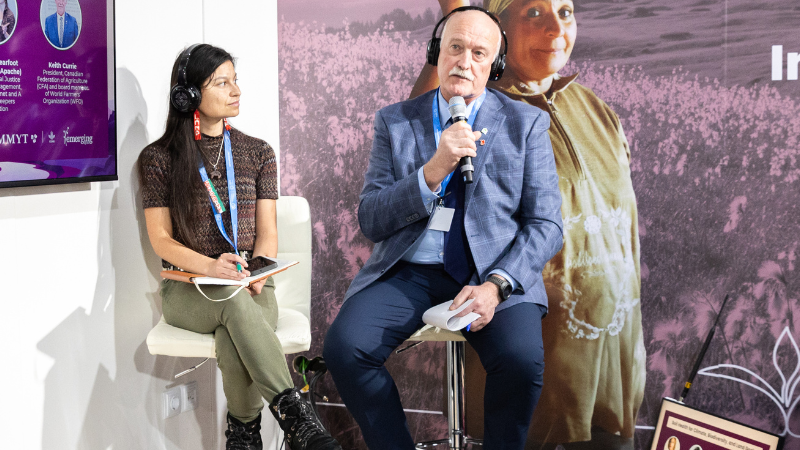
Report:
440,10,503,61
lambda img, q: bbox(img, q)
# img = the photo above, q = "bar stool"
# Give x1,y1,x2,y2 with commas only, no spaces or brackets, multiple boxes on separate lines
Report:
406,325,483,449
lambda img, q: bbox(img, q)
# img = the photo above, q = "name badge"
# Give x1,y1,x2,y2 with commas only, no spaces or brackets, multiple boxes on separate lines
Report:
429,205,455,232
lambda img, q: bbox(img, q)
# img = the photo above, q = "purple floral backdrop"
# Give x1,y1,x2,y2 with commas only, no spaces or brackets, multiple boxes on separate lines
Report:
277,0,799,448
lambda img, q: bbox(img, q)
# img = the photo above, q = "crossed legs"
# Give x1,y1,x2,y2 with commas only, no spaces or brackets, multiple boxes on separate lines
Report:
161,278,293,423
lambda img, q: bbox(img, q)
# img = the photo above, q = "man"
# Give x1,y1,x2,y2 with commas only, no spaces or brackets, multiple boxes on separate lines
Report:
44,0,79,49
323,7,563,450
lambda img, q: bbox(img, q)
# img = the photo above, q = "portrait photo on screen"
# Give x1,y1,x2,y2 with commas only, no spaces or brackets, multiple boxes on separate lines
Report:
0,0,17,44
40,0,82,50
665,436,680,450
0,0,115,189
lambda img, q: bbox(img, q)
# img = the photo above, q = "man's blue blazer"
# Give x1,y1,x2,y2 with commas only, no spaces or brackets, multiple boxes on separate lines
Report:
345,88,564,312
44,12,79,49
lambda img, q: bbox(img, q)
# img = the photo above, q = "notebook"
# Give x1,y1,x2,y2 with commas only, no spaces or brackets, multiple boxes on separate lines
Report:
161,258,298,287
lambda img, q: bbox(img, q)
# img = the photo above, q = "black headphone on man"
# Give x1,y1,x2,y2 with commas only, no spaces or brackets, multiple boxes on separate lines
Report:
170,44,203,113
426,6,507,82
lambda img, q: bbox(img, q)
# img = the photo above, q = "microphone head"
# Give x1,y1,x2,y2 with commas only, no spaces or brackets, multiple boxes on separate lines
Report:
448,96,468,122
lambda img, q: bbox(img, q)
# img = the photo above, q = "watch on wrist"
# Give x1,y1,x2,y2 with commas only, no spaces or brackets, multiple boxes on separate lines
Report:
487,275,512,302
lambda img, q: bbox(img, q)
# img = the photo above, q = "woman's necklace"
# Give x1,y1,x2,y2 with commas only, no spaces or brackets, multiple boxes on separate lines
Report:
207,137,224,180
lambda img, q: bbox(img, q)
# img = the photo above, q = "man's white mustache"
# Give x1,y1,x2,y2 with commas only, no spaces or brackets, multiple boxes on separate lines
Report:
449,67,475,81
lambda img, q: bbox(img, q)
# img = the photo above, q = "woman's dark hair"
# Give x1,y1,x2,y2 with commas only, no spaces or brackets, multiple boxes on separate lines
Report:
139,44,234,250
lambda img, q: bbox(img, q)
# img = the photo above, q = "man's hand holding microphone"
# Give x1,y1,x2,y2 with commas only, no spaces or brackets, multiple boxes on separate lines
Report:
423,96,481,191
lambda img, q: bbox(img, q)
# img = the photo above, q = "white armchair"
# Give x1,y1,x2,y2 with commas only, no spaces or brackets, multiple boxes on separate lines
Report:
146,195,313,369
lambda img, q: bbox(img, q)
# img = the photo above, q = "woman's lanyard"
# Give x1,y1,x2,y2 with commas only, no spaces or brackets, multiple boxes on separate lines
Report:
197,128,239,254
431,88,486,194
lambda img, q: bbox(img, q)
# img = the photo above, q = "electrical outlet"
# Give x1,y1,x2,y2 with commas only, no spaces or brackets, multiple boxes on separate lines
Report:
182,381,198,412
163,386,183,419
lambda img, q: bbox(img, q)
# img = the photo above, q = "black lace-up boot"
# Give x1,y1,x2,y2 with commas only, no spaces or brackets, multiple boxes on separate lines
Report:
269,388,342,450
225,412,263,450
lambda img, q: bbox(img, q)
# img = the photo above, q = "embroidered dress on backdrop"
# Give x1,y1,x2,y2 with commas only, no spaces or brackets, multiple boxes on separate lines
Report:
466,72,646,446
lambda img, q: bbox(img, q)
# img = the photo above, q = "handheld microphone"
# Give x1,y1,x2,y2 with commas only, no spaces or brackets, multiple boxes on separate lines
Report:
448,96,474,184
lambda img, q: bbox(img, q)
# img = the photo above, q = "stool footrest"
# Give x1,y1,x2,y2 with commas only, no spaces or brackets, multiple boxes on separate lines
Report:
415,438,483,449
175,357,210,379
415,439,448,448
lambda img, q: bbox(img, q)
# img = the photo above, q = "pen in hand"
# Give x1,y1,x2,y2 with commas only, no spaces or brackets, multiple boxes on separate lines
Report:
235,253,244,275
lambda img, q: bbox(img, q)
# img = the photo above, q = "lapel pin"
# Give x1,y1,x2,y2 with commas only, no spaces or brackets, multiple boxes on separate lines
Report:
481,128,488,134
480,139,486,146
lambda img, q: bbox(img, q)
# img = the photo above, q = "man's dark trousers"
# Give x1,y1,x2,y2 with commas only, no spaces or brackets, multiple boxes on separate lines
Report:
323,262,546,450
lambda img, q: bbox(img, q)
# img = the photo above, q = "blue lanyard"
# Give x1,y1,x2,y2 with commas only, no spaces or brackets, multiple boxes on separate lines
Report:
431,88,486,194
198,128,239,253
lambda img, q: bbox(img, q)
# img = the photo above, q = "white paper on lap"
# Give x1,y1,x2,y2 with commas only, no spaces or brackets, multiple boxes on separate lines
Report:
422,299,481,331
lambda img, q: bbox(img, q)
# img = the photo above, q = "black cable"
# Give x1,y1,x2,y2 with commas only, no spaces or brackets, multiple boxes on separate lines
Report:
307,369,328,420
678,294,730,402
292,355,330,421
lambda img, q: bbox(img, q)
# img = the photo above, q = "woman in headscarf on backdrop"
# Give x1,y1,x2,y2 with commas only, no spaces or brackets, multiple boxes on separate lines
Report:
0,0,15,43
411,1,645,448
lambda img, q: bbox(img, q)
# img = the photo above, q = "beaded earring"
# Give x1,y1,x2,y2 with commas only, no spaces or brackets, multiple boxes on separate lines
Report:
194,110,201,141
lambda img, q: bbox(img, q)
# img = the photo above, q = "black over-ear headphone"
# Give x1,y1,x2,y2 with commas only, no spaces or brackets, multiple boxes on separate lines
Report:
426,6,507,81
170,44,202,113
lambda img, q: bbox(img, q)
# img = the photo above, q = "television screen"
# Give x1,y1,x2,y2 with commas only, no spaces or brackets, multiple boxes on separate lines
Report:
0,0,116,188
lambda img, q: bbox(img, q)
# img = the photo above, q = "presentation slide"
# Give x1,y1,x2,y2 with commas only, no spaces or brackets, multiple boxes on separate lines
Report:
652,399,782,450
0,0,115,188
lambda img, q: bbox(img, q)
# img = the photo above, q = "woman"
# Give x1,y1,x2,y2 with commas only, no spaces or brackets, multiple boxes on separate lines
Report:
0,0,15,43
667,436,679,450
138,44,341,450
411,1,645,449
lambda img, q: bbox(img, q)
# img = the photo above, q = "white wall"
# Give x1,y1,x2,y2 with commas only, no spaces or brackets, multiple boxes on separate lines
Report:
0,1,283,448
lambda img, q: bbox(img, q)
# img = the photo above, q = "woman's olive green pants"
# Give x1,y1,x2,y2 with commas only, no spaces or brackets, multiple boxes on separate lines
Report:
161,277,293,423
